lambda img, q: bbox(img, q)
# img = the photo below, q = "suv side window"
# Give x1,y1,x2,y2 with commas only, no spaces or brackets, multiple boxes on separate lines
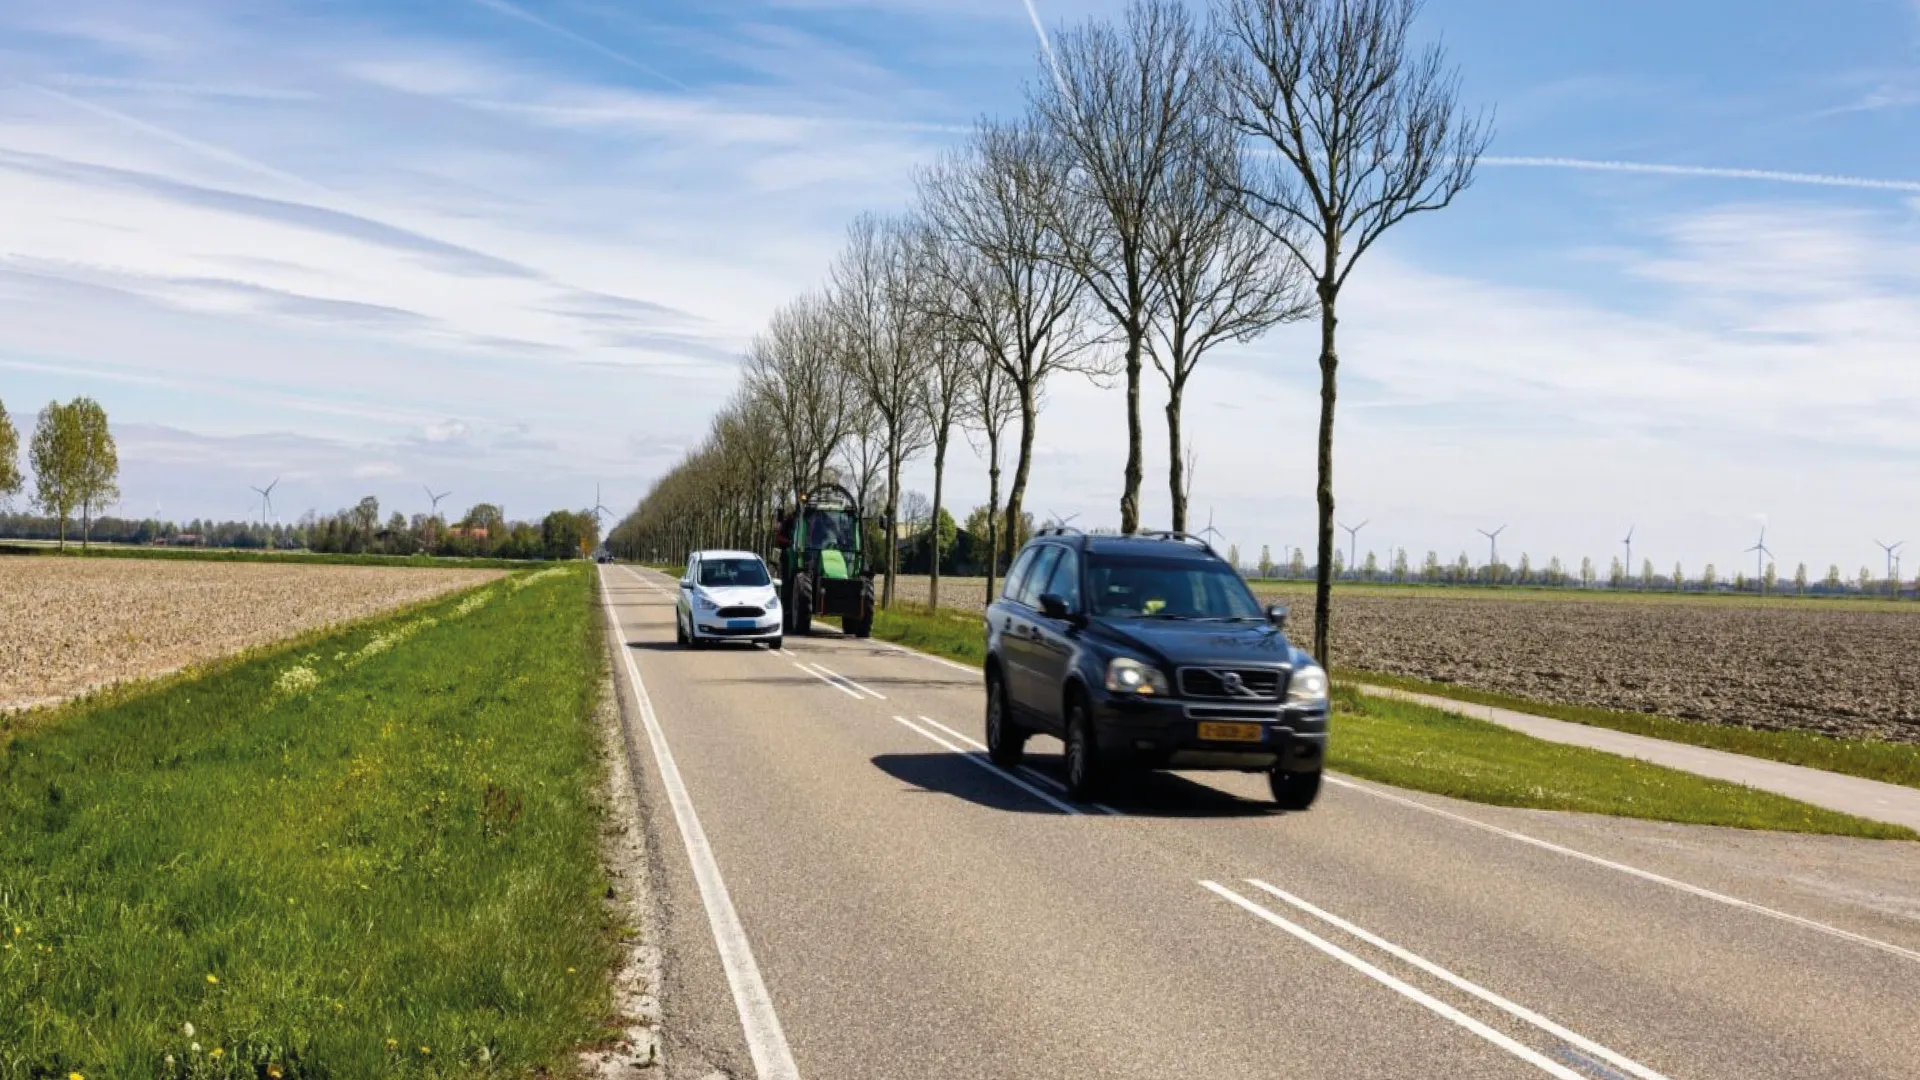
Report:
1014,546,1061,608
684,556,698,585
1041,545,1081,612
1003,546,1041,602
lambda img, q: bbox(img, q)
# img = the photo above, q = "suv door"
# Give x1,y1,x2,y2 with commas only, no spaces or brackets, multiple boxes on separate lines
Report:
1025,544,1083,731
1002,544,1060,719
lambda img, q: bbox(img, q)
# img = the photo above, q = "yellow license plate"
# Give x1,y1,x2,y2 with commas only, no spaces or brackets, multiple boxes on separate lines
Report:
1198,721,1263,743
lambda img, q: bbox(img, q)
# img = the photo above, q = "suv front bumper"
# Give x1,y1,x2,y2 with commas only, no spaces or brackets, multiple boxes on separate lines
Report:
691,611,783,639
1090,694,1327,773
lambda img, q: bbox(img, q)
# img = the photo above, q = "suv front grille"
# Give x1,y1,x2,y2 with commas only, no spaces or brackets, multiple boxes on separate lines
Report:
1178,667,1284,701
716,605,765,618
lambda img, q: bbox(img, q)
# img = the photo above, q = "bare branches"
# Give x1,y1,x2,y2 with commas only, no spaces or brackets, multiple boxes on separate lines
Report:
1214,0,1492,288
1031,0,1217,532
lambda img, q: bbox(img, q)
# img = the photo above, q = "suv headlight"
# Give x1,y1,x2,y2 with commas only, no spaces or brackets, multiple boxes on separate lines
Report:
1104,657,1170,696
1287,665,1329,707
693,593,718,612
765,593,780,609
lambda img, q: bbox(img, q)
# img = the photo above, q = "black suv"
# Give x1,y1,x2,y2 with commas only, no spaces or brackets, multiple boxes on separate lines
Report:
983,529,1328,808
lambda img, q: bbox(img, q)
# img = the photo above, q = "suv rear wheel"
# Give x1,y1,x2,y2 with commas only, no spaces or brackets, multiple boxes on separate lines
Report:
1268,768,1321,810
985,668,1027,767
1062,693,1105,801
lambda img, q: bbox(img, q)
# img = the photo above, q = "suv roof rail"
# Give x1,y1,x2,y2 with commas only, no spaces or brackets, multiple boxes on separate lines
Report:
1033,525,1084,538
1134,530,1218,556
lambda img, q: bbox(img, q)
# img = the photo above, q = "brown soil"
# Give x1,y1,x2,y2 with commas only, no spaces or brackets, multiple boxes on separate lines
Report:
0,558,502,711
888,575,1920,744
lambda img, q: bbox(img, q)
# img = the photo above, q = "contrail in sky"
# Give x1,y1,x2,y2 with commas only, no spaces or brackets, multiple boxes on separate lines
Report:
1020,0,1068,95
1483,156,1920,194
470,0,688,90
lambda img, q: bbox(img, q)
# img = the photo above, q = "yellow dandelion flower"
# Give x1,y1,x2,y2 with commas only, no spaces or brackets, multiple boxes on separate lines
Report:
419,1046,431,1056
205,974,218,984
385,1038,398,1050
69,1072,85,1080
567,967,576,974
210,1048,224,1060
267,1065,284,1078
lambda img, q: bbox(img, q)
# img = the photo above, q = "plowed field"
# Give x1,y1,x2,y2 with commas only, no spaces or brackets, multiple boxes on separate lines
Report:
888,575,1920,744
0,557,502,712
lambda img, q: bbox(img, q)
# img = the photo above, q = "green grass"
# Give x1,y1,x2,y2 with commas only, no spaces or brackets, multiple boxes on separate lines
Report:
1327,687,1912,839
0,564,621,1078
845,603,1910,838
0,542,546,570
1341,668,1920,792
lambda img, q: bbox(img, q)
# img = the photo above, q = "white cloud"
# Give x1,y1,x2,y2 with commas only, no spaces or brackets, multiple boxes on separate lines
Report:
351,462,402,479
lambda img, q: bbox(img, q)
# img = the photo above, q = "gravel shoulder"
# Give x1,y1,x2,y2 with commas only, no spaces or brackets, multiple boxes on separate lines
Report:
0,557,502,711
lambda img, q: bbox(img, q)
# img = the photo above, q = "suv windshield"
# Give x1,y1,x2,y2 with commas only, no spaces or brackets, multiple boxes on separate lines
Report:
1085,554,1263,620
699,558,770,588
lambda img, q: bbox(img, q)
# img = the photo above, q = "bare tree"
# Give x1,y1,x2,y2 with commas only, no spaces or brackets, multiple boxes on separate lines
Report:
744,292,855,502
832,213,933,608
907,225,980,611
917,115,1096,572
1147,88,1311,530
964,338,1025,599
1032,0,1213,534
1216,0,1491,664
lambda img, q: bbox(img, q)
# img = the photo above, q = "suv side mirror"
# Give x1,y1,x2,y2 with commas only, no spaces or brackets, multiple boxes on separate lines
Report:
1266,604,1289,628
1039,592,1070,620
771,577,782,590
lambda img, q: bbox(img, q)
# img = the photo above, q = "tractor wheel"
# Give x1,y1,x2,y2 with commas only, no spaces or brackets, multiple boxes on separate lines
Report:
851,616,872,639
795,580,814,635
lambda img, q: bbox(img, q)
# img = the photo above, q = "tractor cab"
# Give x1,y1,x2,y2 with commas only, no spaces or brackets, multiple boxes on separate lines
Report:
774,484,876,637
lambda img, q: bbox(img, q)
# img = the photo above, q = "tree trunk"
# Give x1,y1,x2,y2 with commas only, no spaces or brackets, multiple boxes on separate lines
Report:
1312,288,1339,667
83,501,92,551
883,453,901,610
984,429,1003,602
58,510,67,552
1119,329,1143,534
929,428,949,613
1005,385,1038,577
1166,381,1186,534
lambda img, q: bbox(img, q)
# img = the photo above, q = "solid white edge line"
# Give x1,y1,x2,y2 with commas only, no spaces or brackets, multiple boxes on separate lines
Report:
792,661,866,701
889,714,1085,816
1201,882,1587,1080
1243,880,1670,1080
914,714,1126,817
1323,775,1920,966
599,568,802,1080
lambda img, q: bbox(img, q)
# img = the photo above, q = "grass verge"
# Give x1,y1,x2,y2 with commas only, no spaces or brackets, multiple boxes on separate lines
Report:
1341,668,1920,792
844,604,1911,839
1328,687,1912,839
0,564,619,1078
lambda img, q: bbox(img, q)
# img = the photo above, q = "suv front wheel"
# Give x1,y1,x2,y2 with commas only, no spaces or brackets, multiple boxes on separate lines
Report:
985,668,1027,767
1269,768,1321,810
1063,693,1105,800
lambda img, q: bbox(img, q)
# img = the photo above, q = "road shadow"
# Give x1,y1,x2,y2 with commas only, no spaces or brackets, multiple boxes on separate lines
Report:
626,640,776,653
870,751,1282,819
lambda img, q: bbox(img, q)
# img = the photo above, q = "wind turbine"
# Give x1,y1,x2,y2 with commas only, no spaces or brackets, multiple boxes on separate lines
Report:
1478,525,1507,583
1198,507,1227,552
1338,519,1368,579
1746,526,1774,593
1876,539,1904,597
249,478,279,527
1622,525,1636,589
424,486,452,517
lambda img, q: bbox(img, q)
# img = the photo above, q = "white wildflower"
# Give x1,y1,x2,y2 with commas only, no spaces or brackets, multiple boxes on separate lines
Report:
274,665,321,696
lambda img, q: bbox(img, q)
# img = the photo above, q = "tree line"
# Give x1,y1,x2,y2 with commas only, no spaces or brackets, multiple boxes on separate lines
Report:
1,396,601,561
610,0,1489,663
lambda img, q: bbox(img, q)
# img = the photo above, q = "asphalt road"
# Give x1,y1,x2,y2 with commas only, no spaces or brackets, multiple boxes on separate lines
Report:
600,565,1920,1080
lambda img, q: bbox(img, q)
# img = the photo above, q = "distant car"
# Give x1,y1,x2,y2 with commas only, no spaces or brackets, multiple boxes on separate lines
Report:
676,550,783,650
983,529,1329,808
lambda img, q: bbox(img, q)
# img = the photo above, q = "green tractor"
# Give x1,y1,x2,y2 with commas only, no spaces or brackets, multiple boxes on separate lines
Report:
773,483,877,637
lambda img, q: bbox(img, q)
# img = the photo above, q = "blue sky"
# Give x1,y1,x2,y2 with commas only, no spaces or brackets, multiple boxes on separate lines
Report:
1,0,1917,576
